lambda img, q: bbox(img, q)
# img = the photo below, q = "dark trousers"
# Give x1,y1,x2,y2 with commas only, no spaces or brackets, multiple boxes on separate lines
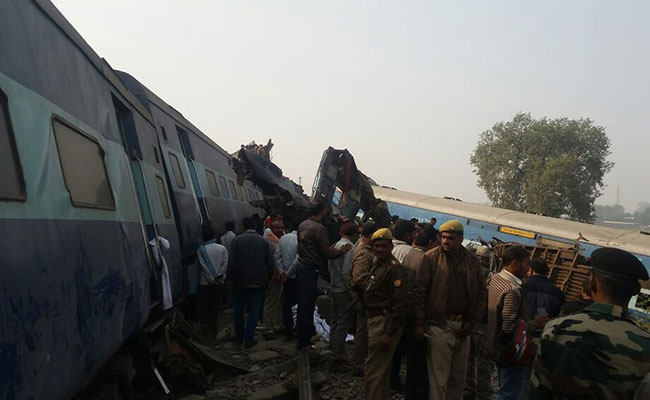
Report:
283,277,299,333
392,331,406,385
296,265,319,349
405,319,429,400
233,286,263,344
196,284,220,329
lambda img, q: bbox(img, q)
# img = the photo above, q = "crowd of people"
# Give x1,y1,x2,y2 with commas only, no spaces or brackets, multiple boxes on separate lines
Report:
190,200,650,400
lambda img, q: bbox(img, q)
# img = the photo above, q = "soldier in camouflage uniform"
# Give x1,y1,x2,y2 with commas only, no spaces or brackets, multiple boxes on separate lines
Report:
530,247,650,400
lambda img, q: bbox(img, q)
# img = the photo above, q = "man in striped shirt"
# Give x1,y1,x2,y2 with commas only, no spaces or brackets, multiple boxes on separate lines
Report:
486,246,548,400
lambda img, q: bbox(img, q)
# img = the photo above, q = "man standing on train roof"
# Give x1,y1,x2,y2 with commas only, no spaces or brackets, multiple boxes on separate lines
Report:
363,228,411,400
289,199,353,350
530,247,650,400
414,220,487,400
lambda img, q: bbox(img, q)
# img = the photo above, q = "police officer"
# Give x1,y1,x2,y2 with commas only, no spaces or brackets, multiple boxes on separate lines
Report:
364,228,410,400
530,247,650,399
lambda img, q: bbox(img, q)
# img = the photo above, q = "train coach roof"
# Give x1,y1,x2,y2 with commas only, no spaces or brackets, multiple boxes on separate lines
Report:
34,0,155,126
115,71,233,160
373,186,650,258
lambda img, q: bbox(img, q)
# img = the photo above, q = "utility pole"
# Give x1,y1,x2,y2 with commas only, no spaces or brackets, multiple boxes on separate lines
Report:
616,185,620,206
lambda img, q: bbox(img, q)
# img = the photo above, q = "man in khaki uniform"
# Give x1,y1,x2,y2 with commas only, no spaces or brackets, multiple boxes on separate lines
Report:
364,228,410,400
351,221,378,375
414,220,486,400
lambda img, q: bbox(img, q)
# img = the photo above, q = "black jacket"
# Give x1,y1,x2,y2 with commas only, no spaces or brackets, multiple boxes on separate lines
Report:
525,275,565,319
227,230,274,288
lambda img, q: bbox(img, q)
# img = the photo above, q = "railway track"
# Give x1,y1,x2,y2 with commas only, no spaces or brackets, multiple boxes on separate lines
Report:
297,349,316,400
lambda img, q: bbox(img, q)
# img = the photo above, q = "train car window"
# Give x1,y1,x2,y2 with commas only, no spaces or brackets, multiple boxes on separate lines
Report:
160,126,168,141
0,89,26,201
52,118,115,209
228,179,239,200
218,176,229,198
155,175,172,218
168,152,186,188
206,169,220,197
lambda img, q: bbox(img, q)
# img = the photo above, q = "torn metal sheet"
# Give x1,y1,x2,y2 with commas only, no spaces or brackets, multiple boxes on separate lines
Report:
233,141,310,219
311,147,391,227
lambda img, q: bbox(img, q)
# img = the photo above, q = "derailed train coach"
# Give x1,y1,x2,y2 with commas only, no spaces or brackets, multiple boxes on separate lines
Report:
373,186,650,316
0,1,263,399
373,185,650,269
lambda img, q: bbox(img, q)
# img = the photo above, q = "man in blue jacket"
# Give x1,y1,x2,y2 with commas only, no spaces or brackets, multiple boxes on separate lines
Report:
228,216,274,348
524,258,565,322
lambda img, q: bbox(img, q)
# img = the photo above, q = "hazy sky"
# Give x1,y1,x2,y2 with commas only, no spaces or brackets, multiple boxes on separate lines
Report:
52,0,650,211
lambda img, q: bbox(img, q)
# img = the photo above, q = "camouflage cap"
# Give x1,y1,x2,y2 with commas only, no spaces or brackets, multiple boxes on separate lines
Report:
590,247,649,281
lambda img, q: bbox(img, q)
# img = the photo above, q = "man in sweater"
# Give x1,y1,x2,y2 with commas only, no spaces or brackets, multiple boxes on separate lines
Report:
414,220,486,400
227,217,274,348
292,200,352,350
486,246,548,400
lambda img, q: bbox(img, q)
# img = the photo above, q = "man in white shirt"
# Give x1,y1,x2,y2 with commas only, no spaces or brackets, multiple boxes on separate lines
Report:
389,219,416,391
392,219,416,263
328,219,358,359
219,222,236,253
194,225,228,331
276,221,299,337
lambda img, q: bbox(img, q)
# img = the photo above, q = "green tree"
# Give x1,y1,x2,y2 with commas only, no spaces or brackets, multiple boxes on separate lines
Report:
470,113,613,223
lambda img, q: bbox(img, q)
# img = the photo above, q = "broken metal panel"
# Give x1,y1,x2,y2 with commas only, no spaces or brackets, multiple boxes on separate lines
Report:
232,141,310,220
311,147,391,227
493,242,590,301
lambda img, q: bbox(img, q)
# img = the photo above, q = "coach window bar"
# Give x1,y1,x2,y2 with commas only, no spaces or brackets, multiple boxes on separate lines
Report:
0,88,26,201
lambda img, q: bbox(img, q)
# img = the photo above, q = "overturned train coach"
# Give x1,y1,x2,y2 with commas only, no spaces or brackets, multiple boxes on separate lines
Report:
0,1,267,399
373,186,650,310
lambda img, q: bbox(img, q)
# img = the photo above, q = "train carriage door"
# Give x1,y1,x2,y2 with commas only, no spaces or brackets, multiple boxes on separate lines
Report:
112,96,165,307
176,126,210,224
112,96,157,240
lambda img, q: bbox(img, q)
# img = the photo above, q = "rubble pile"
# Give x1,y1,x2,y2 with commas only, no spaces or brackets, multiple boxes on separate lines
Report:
168,309,405,400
